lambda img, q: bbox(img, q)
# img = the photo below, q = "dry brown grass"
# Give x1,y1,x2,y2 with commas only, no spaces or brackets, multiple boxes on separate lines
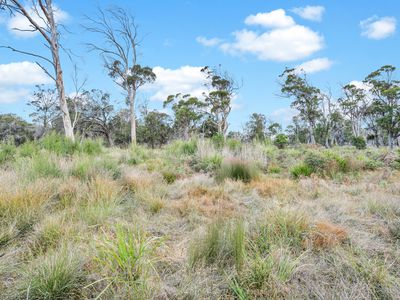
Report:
249,177,296,199
307,221,349,249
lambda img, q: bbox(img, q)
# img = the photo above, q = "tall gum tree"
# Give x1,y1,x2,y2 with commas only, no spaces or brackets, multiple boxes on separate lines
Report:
84,7,156,145
0,0,75,141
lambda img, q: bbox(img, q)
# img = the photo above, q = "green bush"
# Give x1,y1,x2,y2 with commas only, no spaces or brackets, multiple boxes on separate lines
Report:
274,134,289,149
290,164,313,179
193,154,223,172
128,145,149,165
168,139,197,156
0,143,16,165
304,152,327,173
216,159,260,183
28,154,62,179
351,136,367,150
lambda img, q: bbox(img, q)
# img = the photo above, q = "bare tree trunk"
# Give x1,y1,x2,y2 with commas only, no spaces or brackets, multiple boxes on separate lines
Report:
47,0,74,141
129,87,137,145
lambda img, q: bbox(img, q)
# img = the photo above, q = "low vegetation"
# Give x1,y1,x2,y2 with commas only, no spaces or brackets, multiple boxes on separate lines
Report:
1,136,400,299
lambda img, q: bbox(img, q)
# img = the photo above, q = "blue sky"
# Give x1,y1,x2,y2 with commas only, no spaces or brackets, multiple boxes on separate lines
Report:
0,0,399,131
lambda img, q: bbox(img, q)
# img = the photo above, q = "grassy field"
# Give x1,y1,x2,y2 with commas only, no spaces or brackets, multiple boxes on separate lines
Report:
1,135,400,299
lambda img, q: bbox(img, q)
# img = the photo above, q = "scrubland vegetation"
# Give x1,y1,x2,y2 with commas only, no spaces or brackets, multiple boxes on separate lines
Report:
1,135,400,299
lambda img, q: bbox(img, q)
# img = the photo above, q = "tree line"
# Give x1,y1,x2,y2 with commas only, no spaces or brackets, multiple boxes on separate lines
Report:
1,1,399,149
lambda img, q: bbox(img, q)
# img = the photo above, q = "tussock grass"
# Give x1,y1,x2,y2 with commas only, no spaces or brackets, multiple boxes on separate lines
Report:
16,247,86,300
216,158,260,183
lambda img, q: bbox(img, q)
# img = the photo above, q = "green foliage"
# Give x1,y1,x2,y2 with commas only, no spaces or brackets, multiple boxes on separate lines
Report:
17,249,86,300
41,132,79,155
211,133,225,149
168,139,198,156
162,170,178,184
274,134,289,149
226,138,242,152
97,226,160,294
81,139,103,155
192,154,223,172
290,163,313,179
128,145,149,165
28,154,62,179
19,141,39,157
216,159,260,183
0,143,16,165
189,220,245,269
351,136,367,150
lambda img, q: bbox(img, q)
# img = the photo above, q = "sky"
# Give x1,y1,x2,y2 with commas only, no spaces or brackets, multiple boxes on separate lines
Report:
0,0,399,131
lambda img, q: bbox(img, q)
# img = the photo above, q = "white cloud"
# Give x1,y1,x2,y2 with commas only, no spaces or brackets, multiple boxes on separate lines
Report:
196,36,222,47
0,61,51,104
245,9,295,28
220,25,323,62
0,61,52,86
360,16,396,40
295,57,333,74
291,6,325,22
270,107,297,123
0,87,31,104
200,9,324,62
7,5,68,38
145,66,208,101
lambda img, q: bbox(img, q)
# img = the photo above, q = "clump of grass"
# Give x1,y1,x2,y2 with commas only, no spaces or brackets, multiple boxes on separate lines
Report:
216,159,260,183
127,145,149,165
0,143,16,165
168,139,197,156
290,163,313,179
192,154,222,172
40,132,79,156
28,154,62,179
306,221,348,249
96,225,160,297
162,170,178,184
81,139,103,155
189,219,245,269
254,210,309,253
18,141,39,157
30,216,64,254
16,248,86,299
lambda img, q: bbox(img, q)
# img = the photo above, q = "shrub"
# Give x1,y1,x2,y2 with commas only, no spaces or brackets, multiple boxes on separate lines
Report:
17,249,86,299
192,154,223,172
351,136,367,150
274,134,288,149
0,143,16,165
290,164,313,179
128,145,149,165
216,159,260,183
304,152,326,173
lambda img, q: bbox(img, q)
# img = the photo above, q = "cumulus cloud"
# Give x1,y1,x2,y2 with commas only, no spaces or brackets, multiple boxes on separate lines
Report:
0,61,51,104
360,16,396,40
291,6,325,22
220,25,323,62
145,66,208,101
200,9,324,62
7,5,68,38
295,57,333,74
244,9,295,28
196,36,222,47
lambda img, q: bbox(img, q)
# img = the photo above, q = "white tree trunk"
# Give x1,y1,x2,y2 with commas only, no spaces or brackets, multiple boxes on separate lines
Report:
129,87,137,145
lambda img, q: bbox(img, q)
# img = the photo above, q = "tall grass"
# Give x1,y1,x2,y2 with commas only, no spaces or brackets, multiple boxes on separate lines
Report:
216,159,260,183
16,248,86,299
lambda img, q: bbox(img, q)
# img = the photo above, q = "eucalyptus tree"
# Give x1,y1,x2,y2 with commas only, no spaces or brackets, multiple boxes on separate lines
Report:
280,68,322,144
164,93,205,140
85,7,156,145
364,65,400,148
338,84,368,138
244,113,267,141
0,0,74,140
28,85,59,136
201,66,239,139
